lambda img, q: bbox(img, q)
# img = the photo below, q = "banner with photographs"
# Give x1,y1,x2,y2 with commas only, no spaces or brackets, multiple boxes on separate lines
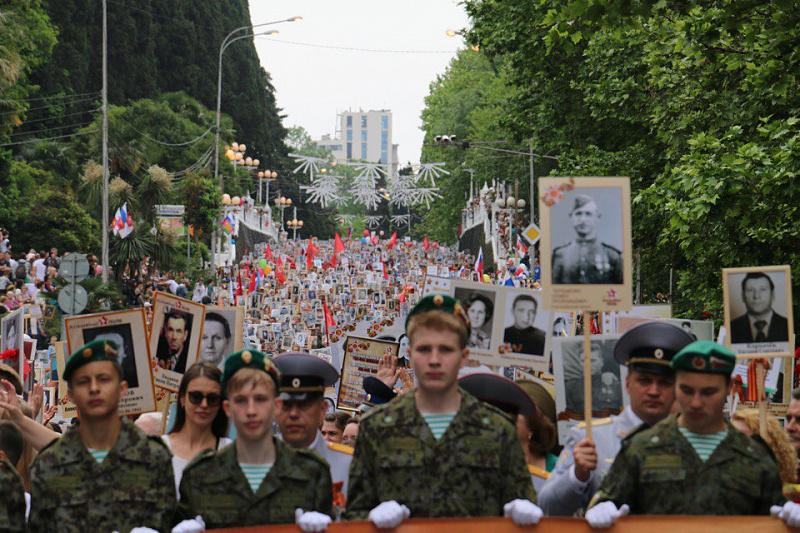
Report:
337,336,399,412
65,309,156,415
200,306,244,370
616,317,714,341
149,292,206,392
723,265,794,359
601,304,673,334
552,335,629,444
54,341,77,418
1,308,24,380
421,276,554,371
538,177,633,312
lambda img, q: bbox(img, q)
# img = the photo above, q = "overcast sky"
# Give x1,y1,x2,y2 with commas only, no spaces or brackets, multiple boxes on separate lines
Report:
249,0,469,164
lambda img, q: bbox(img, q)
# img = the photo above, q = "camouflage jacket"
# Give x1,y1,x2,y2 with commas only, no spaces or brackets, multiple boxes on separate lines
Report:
176,437,332,529
345,389,535,520
29,417,175,533
589,415,784,515
0,457,24,533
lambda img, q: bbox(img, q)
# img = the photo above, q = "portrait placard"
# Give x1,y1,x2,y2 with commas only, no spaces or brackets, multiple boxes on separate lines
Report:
54,341,77,418
539,177,633,312
65,309,156,415
200,306,244,370
552,335,628,444
617,317,714,341
1,308,24,380
337,336,399,412
602,304,673,334
723,265,793,358
148,292,206,392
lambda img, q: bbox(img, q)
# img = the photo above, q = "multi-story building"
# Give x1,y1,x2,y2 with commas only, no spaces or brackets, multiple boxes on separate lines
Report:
318,109,398,171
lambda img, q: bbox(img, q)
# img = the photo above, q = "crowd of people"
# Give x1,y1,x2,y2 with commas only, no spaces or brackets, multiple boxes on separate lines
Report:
0,228,798,532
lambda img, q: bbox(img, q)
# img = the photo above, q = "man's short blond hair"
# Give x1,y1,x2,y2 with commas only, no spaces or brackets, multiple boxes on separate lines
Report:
407,310,468,349
226,367,277,397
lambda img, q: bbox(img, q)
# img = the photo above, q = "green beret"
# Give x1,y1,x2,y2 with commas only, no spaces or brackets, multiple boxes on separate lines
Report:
405,294,470,335
221,349,281,396
670,341,736,375
63,339,120,384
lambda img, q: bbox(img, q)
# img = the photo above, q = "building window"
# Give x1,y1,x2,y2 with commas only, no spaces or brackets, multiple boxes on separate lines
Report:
347,142,352,159
361,143,367,159
346,129,352,141
361,116,367,128
361,130,367,142
380,151,388,164
381,130,388,151
346,116,352,127
381,115,388,130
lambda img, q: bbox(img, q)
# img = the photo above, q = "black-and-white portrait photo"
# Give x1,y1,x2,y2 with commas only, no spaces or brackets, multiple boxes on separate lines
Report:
155,308,193,374
454,287,496,351
83,323,138,388
1,310,21,353
555,336,624,417
200,311,232,369
551,188,624,285
502,291,547,357
725,266,793,356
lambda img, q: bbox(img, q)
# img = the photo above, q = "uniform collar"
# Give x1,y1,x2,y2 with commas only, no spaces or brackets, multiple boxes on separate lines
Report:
58,416,150,467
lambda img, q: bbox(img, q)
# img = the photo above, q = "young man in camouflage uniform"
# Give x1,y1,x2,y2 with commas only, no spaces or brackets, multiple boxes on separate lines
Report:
0,420,25,533
346,295,540,528
586,340,788,527
28,339,176,533
176,349,333,532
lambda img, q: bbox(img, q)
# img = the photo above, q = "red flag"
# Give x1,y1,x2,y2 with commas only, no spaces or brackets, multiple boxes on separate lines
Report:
276,265,286,284
264,244,272,260
329,253,337,268
387,231,397,249
248,269,256,294
276,255,283,266
334,233,346,254
423,236,430,250
235,272,243,297
323,299,336,329
371,234,379,246
306,238,319,269
382,262,389,280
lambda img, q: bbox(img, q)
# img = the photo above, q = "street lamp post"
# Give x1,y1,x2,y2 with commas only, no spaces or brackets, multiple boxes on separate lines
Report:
211,16,301,269
286,207,303,241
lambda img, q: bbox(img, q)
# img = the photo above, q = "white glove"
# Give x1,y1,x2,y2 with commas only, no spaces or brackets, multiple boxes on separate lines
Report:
772,501,800,528
503,499,543,526
171,515,206,533
585,501,630,528
295,508,332,532
368,500,411,529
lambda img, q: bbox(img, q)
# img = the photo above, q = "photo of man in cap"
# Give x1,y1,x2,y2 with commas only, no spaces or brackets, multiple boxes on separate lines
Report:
730,271,789,344
552,194,623,285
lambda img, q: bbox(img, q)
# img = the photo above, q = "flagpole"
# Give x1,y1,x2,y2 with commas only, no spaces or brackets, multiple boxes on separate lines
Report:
101,0,109,283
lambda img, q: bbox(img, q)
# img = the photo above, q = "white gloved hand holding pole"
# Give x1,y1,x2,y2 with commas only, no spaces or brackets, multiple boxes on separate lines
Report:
368,500,411,529
170,515,206,533
295,508,332,532
585,501,630,528
771,501,800,528
503,499,544,526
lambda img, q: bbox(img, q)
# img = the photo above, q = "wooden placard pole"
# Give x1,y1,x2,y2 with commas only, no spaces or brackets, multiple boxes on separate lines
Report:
756,360,767,438
160,392,173,435
583,311,593,441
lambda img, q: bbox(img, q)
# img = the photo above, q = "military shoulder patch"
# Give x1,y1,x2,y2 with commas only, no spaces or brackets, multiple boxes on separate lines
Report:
327,442,354,455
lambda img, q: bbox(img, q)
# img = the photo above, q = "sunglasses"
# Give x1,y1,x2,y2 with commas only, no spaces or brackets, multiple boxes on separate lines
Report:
186,391,222,407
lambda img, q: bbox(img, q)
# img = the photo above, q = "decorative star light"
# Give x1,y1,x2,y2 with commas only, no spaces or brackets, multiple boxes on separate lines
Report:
390,214,411,227
350,184,385,210
416,163,450,187
336,214,357,224
289,153,329,181
351,162,388,182
300,175,342,208
364,215,384,228
412,187,444,209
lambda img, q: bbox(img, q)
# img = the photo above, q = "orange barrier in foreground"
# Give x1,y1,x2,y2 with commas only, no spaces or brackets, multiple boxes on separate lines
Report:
210,515,796,533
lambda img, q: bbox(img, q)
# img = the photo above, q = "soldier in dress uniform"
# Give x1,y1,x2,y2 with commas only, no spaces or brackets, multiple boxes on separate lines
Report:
458,373,551,492
539,322,694,516
0,421,25,533
346,295,541,528
274,352,353,504
176,349,332,531
552,195,622,284
586,341,789,527
28,339,176,533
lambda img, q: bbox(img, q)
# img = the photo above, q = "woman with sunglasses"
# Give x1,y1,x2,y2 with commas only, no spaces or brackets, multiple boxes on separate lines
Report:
163,362,232,495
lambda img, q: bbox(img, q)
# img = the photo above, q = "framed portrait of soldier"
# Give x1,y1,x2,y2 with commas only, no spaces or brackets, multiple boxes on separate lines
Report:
149,291,206,392
723,265,793,358
65,309,156,415
552,334,628,444
500,289,552,370
1,308,24,380
200,306,244,370
453,286,497,353
539,177,633,312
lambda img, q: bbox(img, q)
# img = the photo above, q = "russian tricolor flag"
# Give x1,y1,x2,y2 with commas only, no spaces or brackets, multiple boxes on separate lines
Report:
474,247,484,275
